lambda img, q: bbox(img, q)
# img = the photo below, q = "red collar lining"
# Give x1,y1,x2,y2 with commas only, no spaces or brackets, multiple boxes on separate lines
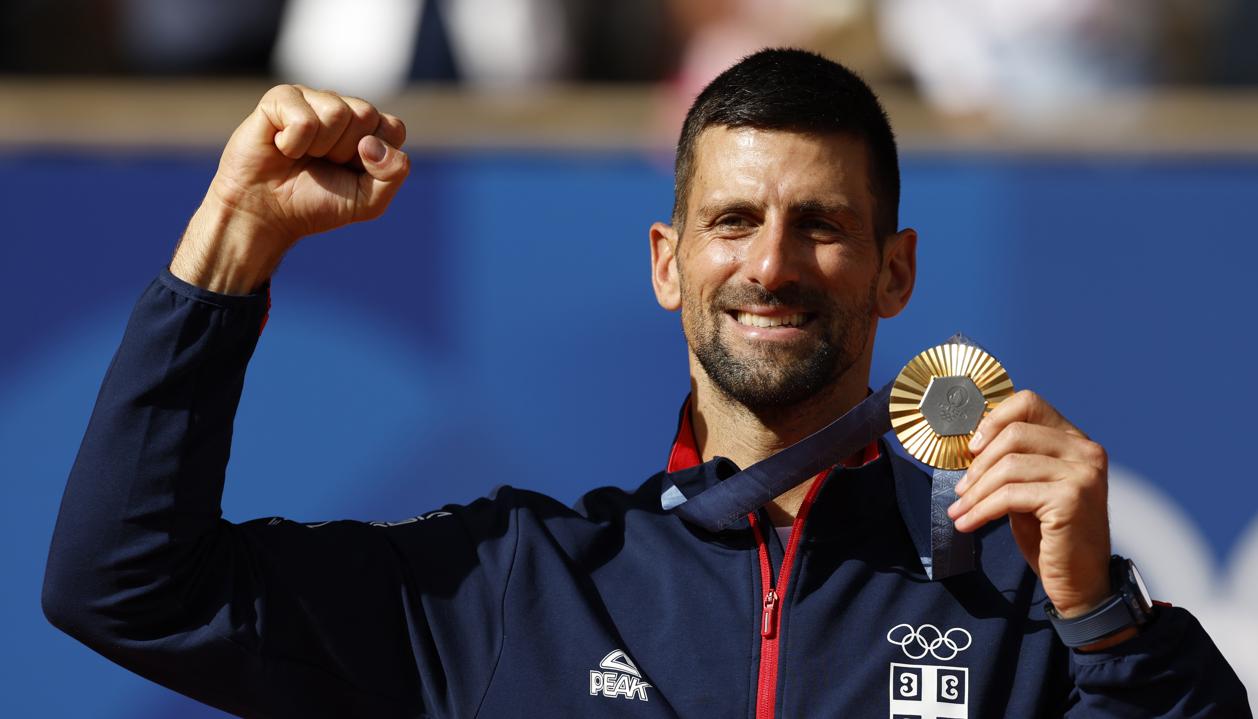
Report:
665,397,881,474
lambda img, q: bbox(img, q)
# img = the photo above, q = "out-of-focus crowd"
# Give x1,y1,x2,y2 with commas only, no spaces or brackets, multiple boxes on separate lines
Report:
2,0,1255,119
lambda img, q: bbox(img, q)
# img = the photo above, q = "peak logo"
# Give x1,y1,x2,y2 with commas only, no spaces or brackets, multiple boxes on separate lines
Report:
589,649,651,702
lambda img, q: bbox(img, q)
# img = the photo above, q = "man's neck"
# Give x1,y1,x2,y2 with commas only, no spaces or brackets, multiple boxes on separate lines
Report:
689,363,872,525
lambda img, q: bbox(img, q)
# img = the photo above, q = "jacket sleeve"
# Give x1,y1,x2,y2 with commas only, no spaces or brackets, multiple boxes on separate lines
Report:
41,270,519,718
1065,605,1251,717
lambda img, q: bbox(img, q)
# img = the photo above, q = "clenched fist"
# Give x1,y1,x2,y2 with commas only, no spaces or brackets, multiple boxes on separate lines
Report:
170,85,409,294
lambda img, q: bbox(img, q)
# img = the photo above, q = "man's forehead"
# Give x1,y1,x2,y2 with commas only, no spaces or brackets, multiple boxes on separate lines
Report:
688,126,873,208
691,125,870,160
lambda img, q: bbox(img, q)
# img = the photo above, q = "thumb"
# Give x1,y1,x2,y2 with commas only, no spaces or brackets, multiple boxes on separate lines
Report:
355,135,410,221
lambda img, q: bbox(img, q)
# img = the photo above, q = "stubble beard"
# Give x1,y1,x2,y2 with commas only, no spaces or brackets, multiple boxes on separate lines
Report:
681,277,877,413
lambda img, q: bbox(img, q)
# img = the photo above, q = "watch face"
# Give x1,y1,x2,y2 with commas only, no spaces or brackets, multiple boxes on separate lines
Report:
1129,561,1153,608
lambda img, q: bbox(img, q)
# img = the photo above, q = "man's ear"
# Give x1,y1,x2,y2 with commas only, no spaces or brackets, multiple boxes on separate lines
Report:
876,228,916,318
650,221,682,311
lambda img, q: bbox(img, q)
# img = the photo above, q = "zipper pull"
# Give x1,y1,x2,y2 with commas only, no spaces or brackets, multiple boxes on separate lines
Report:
761,588,778,638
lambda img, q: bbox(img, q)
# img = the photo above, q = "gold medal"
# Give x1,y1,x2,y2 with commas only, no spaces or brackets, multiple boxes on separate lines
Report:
891,340,1015,470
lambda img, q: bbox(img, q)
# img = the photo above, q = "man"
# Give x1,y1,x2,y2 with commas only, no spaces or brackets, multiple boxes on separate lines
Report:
44,49,1247,717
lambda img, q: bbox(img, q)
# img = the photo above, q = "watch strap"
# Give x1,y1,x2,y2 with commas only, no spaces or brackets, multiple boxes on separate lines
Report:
1047,555,1153,647
1047,594,1132,648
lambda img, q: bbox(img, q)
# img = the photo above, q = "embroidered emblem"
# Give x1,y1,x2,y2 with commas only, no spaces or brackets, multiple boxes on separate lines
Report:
589,649,651,702
886,623,972,661
890,662,968,719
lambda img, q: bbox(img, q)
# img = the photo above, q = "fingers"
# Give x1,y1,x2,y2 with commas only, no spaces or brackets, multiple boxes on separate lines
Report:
254,85,406,166
960,420,1104,493
376,113,407,148
329,106,406,168
355,136,410,221
947,388,1108,533
949,453,1102,531
952,480,1052,532
300,89,356,159
256,84,319,159
969,390,1085,454
325,96,381,165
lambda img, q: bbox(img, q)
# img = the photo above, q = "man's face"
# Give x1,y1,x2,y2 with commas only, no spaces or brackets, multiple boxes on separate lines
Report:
665,127,886,410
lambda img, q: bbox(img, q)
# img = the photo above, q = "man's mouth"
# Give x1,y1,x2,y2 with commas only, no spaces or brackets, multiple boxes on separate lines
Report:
731,311,811,328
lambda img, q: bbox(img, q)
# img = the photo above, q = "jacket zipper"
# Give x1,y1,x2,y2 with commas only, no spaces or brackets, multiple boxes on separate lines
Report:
749,472,827,719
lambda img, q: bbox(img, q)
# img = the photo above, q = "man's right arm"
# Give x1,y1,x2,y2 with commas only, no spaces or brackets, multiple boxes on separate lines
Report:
41,88,519,716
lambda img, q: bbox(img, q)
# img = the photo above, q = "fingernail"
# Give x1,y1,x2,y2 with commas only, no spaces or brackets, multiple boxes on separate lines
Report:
947,500,962,518
954,478,968,495
969,431,983,452
362,136,387,163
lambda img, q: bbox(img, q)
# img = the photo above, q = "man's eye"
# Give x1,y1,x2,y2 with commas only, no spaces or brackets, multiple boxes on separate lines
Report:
799,218,839,232
799,219,848,240
716,215,751,228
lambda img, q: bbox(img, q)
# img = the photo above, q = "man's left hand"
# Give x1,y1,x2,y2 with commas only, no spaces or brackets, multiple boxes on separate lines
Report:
947,390,1112,619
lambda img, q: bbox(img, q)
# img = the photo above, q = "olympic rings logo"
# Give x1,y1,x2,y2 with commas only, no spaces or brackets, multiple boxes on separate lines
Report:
886,623,972,661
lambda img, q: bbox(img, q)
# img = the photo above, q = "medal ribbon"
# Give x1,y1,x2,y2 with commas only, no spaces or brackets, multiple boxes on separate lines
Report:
665,340,985,581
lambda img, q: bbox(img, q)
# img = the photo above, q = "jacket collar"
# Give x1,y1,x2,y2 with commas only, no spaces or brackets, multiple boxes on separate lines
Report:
661,395,935,571
663,394,883,478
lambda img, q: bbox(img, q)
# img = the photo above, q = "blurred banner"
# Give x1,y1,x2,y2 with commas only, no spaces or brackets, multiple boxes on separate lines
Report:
2,120,1257,714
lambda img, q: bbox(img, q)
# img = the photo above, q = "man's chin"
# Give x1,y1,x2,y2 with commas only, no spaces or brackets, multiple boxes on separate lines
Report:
720,342,824,370
712,377,824,411
707,358,836,409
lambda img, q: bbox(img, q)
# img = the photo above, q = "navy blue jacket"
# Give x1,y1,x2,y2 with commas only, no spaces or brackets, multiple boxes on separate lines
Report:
44,271,1250,718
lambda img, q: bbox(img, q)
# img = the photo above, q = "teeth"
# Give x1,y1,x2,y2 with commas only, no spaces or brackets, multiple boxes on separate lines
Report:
735,311,807,328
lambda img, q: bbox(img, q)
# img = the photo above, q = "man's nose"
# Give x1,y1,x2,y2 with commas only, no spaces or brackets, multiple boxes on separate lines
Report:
743,218,800,291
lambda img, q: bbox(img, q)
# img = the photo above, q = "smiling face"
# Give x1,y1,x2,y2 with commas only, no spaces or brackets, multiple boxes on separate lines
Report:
651,127,915,413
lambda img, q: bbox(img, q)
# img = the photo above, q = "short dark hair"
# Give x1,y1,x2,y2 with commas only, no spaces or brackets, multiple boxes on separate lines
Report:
672,48,900,239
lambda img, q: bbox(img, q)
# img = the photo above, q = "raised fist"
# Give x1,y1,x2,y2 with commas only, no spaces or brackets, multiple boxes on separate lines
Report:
171,85,409,294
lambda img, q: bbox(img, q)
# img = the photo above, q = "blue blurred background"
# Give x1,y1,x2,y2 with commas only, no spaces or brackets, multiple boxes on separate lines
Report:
2,0,1257,716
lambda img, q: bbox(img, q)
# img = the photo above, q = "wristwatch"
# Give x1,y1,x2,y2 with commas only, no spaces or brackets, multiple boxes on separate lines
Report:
1046,555,1154,648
